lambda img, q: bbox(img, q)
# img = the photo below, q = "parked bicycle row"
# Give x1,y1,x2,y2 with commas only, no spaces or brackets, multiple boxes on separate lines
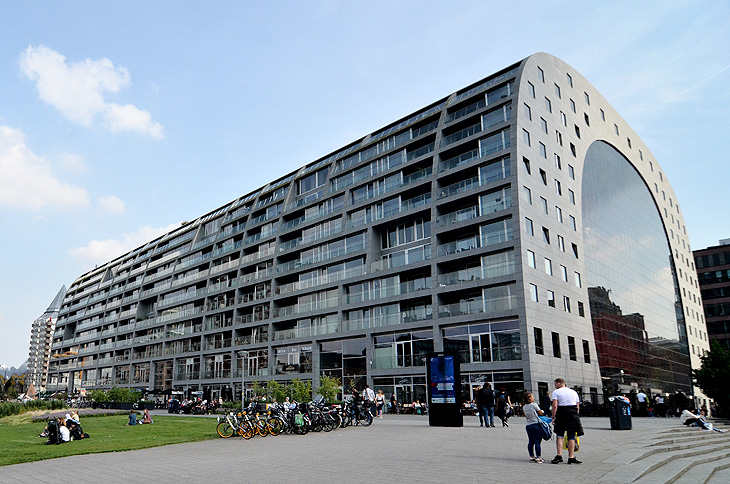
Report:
216,397,374,439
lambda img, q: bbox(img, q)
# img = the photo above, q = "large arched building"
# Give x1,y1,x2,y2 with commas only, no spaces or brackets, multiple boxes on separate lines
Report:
46,53,709,408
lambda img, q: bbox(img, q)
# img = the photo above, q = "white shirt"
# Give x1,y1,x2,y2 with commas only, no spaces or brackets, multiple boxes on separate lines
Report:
59,426,70,442
523,402,542,424
363,388,375,401
551,386,580,407
636,392,647,403
655,396,664,404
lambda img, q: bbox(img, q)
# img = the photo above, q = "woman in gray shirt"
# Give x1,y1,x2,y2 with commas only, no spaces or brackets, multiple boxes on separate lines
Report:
523,393,545,463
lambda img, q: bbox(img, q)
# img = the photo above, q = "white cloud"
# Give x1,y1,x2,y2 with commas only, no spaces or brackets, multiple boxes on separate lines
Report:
97,195,125,215
0,125,89,210
19,45,164,138
69,223,180,270
59,153,88,173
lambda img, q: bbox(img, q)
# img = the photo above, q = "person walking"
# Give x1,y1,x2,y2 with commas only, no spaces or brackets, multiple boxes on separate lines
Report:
480,383,496,427
474,386,487,427
636,389,648,417
550,378,584,464
523,393,545,463
375,390,385,419
496,387,512,427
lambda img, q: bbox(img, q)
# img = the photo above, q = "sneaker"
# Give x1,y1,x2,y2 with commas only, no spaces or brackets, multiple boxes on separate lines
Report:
567,457,582,465
530,457,537,462
551,455,563,464
535,457,544,463
490,424,495,427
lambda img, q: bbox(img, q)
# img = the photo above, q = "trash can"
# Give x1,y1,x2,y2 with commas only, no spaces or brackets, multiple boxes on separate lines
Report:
608,396,632,430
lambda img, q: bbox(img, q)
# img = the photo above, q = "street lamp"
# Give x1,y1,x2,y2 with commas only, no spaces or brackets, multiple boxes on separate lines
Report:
238,350,249,405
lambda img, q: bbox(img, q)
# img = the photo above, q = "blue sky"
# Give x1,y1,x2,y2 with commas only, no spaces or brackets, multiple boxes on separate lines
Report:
1,1,728,367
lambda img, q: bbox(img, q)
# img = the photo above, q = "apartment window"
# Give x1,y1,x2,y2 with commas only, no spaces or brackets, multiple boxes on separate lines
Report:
555,179,562,196
650,161,654,171
574,272,582,288
530,283,539,302
552,332,561,358
584,113,590,126
563,296,571,313
582,340,590,363
571,243,579,259
614,123,619,135
542,227,551,244
570,99,576,113
569,215,576,231
560,111,567,127
568,164,575,179
555,206,563,223
600,108,605,121
555,153,562,170
555,84,561,98
556,130,563,146
568,189,575,204
523,157,531,174
522,129,531,146
639,150,643,160
526,249,536,268
545,97,552,113
547,290,555,307
539,142,547,158
538,67,545,82
525,218,534,236
541,117,548,133
523,103,532,120
539,169,547,185
544,258,553,275
540,197,548,214
568,336,577,361
566,73,573,87
557,235,565,252
522,186,532,204
570,143,576,157
578,301,585,317
584,92,590,105
534,328,544,355
528,82,535,98
560,265,568,282
627,137,632,148
574,124,581,139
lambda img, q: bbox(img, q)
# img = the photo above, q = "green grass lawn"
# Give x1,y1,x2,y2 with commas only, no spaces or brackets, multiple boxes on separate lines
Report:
0,415,219,466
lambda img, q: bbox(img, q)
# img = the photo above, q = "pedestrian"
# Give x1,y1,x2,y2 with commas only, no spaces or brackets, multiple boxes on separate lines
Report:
389,393,399,414
636,389,647,416
496,387,512,427
550,378,584,464
480,382,496,427
523,393,545,463
375,390,385,419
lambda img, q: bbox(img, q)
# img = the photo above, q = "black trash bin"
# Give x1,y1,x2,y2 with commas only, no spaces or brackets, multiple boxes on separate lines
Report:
608,396,632,430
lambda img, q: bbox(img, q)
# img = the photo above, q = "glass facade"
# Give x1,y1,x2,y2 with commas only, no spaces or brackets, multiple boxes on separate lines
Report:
582,141,691,394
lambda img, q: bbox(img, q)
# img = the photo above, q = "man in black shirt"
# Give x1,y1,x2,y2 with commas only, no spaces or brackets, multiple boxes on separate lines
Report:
476,383,496,427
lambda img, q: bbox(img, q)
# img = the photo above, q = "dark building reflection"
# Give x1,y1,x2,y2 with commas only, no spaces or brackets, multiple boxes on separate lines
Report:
582,141,691,397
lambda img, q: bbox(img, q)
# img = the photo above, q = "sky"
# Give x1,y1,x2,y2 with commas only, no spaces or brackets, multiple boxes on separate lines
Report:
0,1,728,368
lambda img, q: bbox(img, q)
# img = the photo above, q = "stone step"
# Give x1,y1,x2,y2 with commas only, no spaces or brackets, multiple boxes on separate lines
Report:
632,447,730,484
671,455,730,484
647,431,730,449
599,441,730,483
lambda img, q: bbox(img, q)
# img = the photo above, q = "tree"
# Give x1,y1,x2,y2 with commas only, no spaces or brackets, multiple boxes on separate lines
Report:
693,340,730,416
266,380,287,403
250,380,265,400
88,389,110,403
317,375,341,402
290,379,312,403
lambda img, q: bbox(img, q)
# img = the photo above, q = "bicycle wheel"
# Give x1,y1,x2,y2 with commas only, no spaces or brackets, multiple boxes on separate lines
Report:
216,421,234,438
267,417,283,436
238,424,254,440
256,420,269,437
360,408,373,427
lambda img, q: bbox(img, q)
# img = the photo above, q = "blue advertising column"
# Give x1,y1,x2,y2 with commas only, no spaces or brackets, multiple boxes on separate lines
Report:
427,352,463,427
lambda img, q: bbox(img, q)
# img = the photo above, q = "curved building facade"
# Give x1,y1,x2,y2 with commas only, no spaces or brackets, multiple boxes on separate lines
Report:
47,53,708,406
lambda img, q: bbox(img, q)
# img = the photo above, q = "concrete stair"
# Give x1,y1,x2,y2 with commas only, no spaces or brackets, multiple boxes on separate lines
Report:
599,423,730,484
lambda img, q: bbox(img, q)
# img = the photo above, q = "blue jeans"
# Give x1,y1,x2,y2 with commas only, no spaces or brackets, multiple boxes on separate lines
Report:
526,423,542,458
481,406,494,426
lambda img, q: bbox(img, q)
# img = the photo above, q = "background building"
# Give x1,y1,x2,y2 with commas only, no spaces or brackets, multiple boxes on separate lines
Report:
46,53,707,406
27,286,66,393
694,239,730,350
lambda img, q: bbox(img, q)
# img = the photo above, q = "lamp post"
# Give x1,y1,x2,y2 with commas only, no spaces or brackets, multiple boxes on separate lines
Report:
238,350,249,405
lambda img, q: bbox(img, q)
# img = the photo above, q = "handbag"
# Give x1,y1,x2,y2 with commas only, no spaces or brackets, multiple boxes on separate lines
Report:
538,416,553,441
562,433,580,452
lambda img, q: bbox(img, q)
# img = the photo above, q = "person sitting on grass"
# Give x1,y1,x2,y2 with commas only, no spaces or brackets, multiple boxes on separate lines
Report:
128,410,138,426
141,409,153,424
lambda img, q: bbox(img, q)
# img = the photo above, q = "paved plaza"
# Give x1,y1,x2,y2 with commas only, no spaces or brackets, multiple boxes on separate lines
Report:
0,414,727,484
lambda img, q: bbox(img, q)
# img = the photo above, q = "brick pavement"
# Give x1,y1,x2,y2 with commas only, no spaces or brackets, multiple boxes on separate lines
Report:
0,414,683,484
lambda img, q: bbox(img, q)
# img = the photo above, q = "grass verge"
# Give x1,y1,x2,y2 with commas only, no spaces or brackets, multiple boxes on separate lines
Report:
0,414,219,466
